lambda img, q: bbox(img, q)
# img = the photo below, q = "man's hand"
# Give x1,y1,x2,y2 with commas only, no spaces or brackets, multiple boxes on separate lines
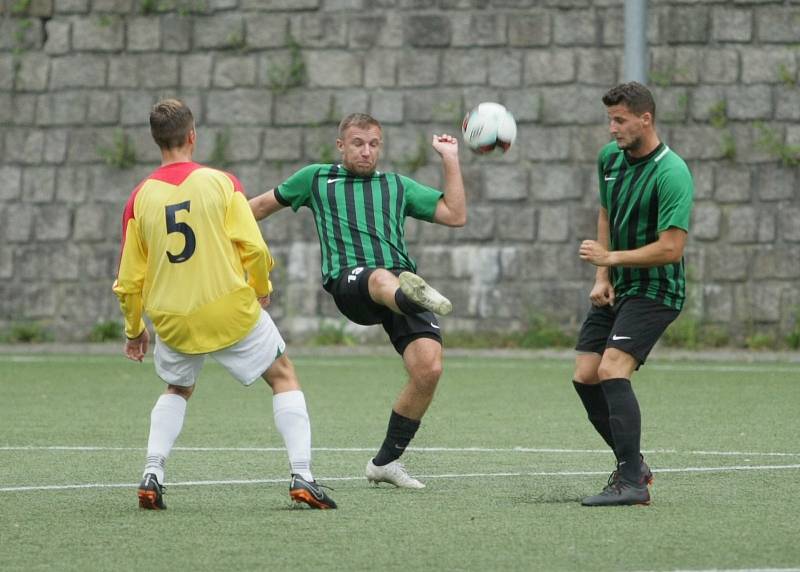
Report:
124,329,150,362
589,279,615,307
258,295,271,309
431,134,459,158
579,240,614,267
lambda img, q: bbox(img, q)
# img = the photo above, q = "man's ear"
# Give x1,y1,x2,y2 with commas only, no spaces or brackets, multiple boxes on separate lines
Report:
335,138,344,152
640,112,653,128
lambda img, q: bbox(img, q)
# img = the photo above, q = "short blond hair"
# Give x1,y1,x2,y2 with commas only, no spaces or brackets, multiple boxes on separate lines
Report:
338,113,382,138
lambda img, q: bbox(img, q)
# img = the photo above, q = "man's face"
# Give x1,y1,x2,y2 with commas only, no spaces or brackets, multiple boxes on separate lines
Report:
606,104,650,153
337,124,383,176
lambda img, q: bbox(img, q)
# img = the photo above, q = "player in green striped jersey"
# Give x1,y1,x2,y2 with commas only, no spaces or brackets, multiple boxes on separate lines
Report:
249,113,466,489
573,83,694,507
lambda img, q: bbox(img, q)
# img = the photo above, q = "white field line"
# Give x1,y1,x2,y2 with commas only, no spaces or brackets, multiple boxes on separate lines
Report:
1,463,799,494
1,354,799,374
2,445,799,457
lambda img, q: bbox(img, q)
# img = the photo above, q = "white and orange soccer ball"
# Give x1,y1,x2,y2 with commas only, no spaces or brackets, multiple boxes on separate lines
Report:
461,102,517,154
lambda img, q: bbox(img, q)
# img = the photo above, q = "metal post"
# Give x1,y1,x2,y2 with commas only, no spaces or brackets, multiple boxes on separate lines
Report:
624,0,648,84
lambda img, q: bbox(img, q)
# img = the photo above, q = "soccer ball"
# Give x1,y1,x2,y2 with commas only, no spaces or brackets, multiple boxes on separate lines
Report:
461,102,517,154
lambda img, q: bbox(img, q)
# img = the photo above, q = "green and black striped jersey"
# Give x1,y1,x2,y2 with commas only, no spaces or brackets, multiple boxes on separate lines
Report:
598,141,694,310
275,164,443,284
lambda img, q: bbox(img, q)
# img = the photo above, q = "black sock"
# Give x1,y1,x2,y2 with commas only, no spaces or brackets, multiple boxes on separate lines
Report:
395,289,427,315
373,410,421,466
572,381,616,453
601,378,642,483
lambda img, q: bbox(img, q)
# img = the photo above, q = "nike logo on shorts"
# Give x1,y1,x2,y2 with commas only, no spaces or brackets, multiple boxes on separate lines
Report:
604,176,616,181
611,335,631,341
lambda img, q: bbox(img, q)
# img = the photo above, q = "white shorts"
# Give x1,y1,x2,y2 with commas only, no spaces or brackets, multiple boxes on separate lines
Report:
153,310,286,387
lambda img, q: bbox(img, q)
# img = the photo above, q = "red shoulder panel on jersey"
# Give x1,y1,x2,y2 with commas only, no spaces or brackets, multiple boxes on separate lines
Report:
116,178,147,276
223,171,245,194
149,161,203,186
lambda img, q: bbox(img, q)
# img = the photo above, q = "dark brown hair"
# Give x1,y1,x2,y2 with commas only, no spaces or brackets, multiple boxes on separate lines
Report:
149,99,194,150
602,82,656,119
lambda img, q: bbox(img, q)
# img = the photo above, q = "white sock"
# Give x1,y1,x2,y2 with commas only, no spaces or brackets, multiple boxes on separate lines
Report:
273,390,313,481
143,393,187,484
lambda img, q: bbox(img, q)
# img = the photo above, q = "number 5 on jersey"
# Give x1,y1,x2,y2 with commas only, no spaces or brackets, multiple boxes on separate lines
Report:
165,201,196,263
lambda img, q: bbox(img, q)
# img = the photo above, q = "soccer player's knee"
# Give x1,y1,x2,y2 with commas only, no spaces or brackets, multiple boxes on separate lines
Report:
368,269,394,291
414,360,442,390
167,384,194,400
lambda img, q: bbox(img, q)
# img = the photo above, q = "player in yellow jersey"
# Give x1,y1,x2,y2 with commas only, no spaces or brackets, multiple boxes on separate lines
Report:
113,99,336,510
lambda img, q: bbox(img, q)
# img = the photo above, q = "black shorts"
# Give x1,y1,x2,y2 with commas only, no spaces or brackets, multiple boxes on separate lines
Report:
575,295,680,366
323,267,442,355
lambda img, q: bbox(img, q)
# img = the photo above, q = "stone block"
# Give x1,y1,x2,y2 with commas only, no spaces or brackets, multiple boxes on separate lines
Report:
700,49,739,84
194,14,244,49
524,50,575,85
405,15,451,47
450,12,507,47
290,14,347,48
364,50,397,88
0,56,13,90
0,17,42,51
0,246,12,280
689,86,726,122
213,55,258,87
54,0,88,12
649,47,700,85
779,206,800,242
5,129,44,164
538,206,570,242
6,94,37,126
755,7,800,43
442,50,488,86
241,0,318,8
702,283,733,323
728,122,778,164
92,0,132,12
576,49,620,86
714,165,752,203
570,125,611,162
688,162,713,200
207,89,273,125
36,92,87,126
776,87,800,121
650,87,689,123
501,89,540,123
87,91,120,125
460,206,495,240
482,165,528,201
245,13,288,49
397,51,440,87
127,16,160,51
305,51,363,87
705,244,750,281
34,204,71,241
55,167,92,204
540,86,606,125
15,52,49,91
405,89,460,123
369,90,404,123
162,14,192,52
50,55,107,89
508,10,551,47
725,85,772,120
73,204,107,242
752,246,800,279
668,126,730,161
553,10,596,45
742,48,796,84
347,15,385,49
530,164,584,201
522,126,570,161
727,206,758,243
4,204,35,242
180,54,213,88
258,128,301,161
757,164,796,201
0,166,23,201
222,127,262,162
73,15,124,51
273,91,332,125
119,91,156,126
488,51,523,88
691,203,721,240
44,130,68,163
109,55,179,88
332,89,370,118
711,7,752,42
758,210,776,243
664,6,709,44
496,206,535,240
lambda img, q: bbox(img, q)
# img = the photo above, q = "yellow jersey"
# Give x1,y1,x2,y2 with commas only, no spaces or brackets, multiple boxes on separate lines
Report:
112,162,273,354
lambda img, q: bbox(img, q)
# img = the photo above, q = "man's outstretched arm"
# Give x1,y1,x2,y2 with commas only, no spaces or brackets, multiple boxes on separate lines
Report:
249,189,286,221
431,134,466,228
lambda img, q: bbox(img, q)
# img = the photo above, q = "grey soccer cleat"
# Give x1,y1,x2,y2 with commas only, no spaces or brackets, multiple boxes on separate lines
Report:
398,272,453,316
365,459,425,489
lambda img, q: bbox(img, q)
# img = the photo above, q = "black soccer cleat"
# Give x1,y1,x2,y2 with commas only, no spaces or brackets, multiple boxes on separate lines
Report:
608,456,654,489
138,473,166,510
289,474,337,509
581,476,650,507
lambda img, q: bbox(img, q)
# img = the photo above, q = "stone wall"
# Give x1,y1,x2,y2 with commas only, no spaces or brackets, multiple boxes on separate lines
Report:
0,0,798,345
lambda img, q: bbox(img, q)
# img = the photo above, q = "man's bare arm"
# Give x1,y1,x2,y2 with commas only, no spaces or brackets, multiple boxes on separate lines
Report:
249,189,286,221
